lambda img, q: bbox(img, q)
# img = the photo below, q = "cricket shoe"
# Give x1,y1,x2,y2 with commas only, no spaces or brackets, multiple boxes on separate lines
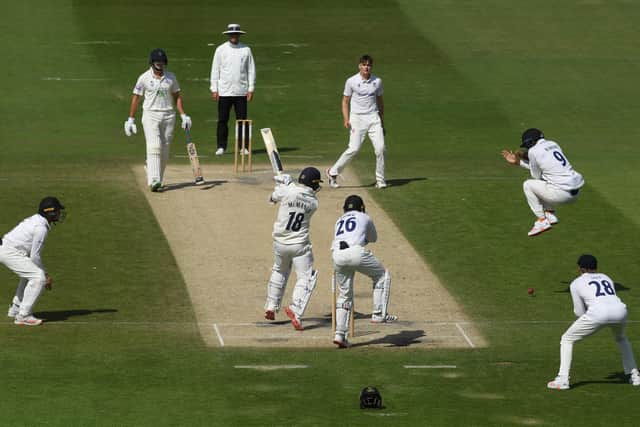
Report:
630,369,640,386
195,176,205,185
215,148,225,156
547,376,570,390
326,168,339,189
527,218,552,237
242,148,250,155
264,310,275,321
375,181,388,189
333,333,352,349
371,313,398,324
7,303,19,318
150,181,162,192
14,314,43,326
284,306,303,331
545,211,559,225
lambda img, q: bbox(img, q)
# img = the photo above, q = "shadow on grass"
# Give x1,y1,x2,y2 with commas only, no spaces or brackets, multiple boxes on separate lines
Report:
555,281,630,293
353,329,426,348
160,180,228,192
570,372,629,389
338,177,427,190
35,308,118,322
249,147,298,155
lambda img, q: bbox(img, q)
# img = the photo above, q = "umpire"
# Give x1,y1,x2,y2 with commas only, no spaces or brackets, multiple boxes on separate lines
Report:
209,23,256,156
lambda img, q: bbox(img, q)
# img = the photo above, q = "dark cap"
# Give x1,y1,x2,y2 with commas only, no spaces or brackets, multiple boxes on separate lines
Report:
577,254,597,270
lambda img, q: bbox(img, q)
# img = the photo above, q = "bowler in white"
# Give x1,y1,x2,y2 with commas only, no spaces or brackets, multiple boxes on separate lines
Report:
502,128,584,236
327,55,386,189
547,254,640,390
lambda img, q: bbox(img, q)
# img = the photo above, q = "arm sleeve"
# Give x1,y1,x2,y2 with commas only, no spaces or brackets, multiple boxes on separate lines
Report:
570,282,586,317
269,184,287,204
366,217,378,244
519,159,531,170
376,78,384,96
247,48,256,92
133,75,144,96
529,155,542,179
171,75,181,94
343,79,352,97
210,49,220,92
30,225,48,270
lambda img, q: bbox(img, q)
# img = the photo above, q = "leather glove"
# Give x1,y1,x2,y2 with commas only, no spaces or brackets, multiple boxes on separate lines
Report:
273,174,293,185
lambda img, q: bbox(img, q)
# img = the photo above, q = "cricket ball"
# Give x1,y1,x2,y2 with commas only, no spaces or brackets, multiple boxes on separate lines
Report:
527,287,535,296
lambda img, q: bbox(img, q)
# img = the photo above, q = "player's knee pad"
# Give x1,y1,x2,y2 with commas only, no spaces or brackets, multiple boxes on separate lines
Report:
372,270,391,315
291,270,318,317
265,276,287,311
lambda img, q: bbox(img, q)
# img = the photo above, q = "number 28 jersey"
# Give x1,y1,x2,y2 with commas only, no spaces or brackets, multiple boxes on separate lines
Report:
570,272,626,319
331,211,377,251
271,183,318,245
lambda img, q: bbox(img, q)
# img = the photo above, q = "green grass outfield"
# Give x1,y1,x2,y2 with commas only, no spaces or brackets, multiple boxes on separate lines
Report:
2,0,640,425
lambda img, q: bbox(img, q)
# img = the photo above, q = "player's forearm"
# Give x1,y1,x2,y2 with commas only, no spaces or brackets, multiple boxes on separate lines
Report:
128,95,140,118
341,98,350,122
174,93,185,115
377,96,384,121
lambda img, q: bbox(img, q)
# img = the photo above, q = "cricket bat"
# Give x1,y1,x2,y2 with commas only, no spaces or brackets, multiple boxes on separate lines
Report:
186,129,204,184
260,128,284,175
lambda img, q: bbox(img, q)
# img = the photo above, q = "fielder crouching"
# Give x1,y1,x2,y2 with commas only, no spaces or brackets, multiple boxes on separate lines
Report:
1,197,66,326
263,167,322,330
331,195,396,348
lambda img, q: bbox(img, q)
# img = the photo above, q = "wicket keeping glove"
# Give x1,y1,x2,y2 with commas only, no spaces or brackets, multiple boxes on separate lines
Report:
273,174,293,185
124,117,137,136
181,114,192,130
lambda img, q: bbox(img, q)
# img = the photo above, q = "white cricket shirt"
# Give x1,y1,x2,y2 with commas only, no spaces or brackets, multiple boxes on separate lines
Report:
270,183,318,245
344,73,383,114
133,68,181,112
520,139,584,191
2,214,50,269
570,272,626,320
209,41,256,96
331,211,377,251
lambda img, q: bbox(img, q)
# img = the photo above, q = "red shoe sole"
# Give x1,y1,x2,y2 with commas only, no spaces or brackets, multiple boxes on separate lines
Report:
265,310,275,320
284,307,303,330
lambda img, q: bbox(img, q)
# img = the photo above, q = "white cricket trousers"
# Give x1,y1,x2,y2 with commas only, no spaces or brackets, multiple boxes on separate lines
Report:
265,241,314,315
523,179,578,218
330,112,385,184
332,245,386,336
0,244,46,316
142,110,176,186
557,305,638,378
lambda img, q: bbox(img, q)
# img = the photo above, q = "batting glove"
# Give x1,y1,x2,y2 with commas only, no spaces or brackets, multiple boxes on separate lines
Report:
181,114,192,130
124,117,137,136
274,174,293,185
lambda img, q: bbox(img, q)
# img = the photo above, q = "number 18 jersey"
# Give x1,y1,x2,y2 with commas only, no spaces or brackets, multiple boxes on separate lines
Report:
271,183,318,245
331,211,377,251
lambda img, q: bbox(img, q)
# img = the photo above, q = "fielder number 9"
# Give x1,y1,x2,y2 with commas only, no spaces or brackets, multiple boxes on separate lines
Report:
553,151,567,166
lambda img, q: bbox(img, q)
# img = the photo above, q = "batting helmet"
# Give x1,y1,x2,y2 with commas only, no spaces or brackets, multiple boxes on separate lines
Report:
521,128,544,149
298,167,323,191
343,195,365,213
359,386,382,409
149,48,168,65
38,197,65,223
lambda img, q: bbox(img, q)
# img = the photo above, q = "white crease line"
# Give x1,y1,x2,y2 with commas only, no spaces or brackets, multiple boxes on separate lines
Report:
73,40,121,45
404,365,457,369
213,323,225,347
175,155,210,158
456,323,475,348
222,335,329,340
42,77,111,81
234,365,309,370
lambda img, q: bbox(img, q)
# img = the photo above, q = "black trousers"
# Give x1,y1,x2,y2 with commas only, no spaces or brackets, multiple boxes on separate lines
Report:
217,96,248,150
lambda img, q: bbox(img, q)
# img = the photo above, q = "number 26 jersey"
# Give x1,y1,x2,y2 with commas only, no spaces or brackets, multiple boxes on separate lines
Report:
331,211,377,251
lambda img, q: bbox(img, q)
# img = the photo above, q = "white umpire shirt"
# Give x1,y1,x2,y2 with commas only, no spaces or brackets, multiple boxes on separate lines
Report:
331,211,377,251
570,272,626,321
209,41,256,96
520,139,584,191
344,73,383,114
133,68,181,112
2,214,50,269
270,183,318,245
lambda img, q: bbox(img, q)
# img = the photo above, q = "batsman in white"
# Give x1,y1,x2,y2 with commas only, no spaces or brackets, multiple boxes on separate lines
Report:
547,254,640,390
502,128,584,236
264,167,322,331
124,48,192,192
331,195,395,348
326,55,387,189
2,197,66,326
